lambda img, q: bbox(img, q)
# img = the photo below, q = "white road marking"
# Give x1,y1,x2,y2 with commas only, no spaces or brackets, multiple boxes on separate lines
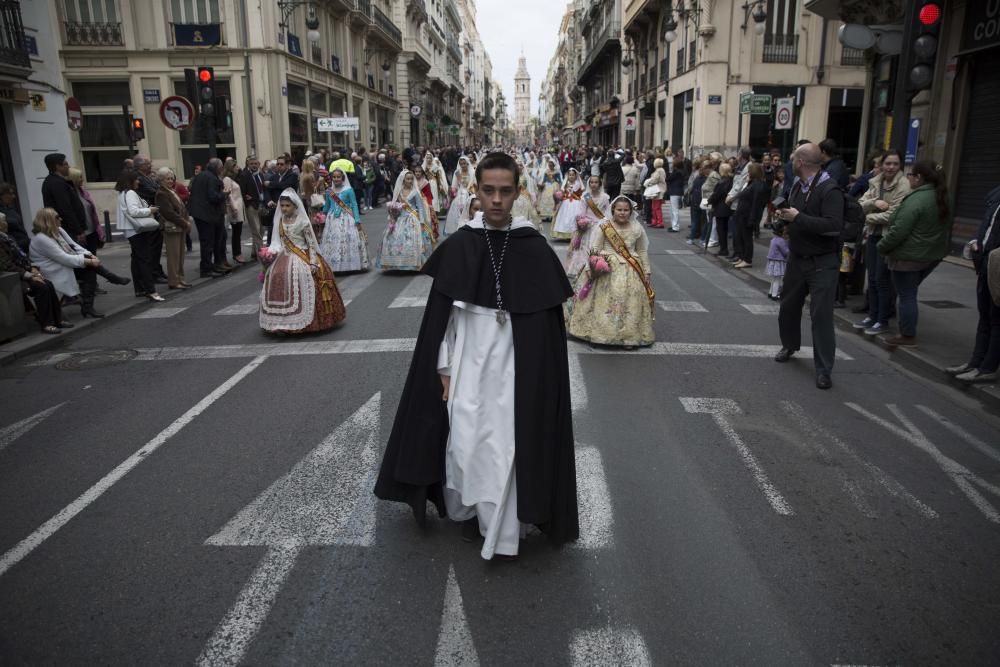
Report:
781,401,936,520
213,303,259,316
570,341,853,360
663,249,694,255
434,564,480,667
915,405,1000,465
131,307,188,319
680,397,794,515
569,626,652,666
574,445,613,549
195,544,302,667
568,353,588,413
0,357,266,578
389,275,432,308
337,269,380,303
0,403,66,454
657,300,708,312
847,403,1000,523
198,393,381,666
741,303,780,315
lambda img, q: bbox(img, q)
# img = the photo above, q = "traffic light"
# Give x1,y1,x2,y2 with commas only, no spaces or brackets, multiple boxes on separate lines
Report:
131,117,145,142
215,94,232,132
907,0,941,92
197,66,216,117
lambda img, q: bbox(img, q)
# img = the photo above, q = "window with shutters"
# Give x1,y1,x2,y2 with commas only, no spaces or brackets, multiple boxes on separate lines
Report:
170,0,220,23
62,0,123,46
762,0,799,63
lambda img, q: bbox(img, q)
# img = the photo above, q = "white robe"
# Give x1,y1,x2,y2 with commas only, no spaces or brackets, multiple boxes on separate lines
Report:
436,215,536,559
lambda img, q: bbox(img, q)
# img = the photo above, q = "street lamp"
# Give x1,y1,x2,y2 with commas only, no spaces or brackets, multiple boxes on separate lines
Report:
277,1,321,42
365,48,392,72
662,5,704,43
741,0,768,35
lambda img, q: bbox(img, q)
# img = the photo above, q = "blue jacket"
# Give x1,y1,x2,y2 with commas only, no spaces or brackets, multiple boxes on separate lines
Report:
324,186,361,223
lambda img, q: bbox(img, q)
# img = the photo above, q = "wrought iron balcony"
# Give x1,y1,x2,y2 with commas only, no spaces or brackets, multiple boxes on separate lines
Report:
63,20,124,46
576,18,621,85
841,47,867,66
372,5,402,51
0,0,31,70
446,33,461,61
406,0,428,24
763,34,799,64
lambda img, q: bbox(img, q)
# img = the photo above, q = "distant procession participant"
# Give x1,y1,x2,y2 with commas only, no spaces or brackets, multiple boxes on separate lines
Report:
512,168,540,231
375,170,436,272
567,196,655,349
319,168,369,273
536,158,562,222
550,168,584,241
565,174,609,279
259,189,345,334
375,152,579,561
444,156,476,237
413,166,441,239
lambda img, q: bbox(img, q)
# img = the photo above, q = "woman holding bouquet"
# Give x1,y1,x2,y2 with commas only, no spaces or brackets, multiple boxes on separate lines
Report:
550,168,585,241
375,170,436,272
568,196,655,349
536,158,562,222
259,189,345,334
444,156,476,237
565,174,609,279
319,167,369,273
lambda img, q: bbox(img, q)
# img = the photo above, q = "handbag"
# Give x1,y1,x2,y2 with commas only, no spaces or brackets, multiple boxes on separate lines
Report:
643,183,661,199
122,192,159,232
699,197,711,211
309,193,325,210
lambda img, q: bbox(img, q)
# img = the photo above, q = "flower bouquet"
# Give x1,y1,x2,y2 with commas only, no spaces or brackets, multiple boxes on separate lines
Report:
257,246,277,266
312,211,326,226
576,252,612,301
449,187,458,199
387,202,404,221
553,189,564,203
571,215,592,249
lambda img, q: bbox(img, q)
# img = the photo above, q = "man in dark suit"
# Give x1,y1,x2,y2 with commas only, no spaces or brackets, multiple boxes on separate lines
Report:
188,158,229,278
238,155,266,259
41,153,87,244
264,155,299,243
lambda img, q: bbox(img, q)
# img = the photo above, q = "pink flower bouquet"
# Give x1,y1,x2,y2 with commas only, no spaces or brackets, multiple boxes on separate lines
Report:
449,187,458,199
588,252,612,275
257,246,277,266
553,189,564,203
387,202,404,221
571,216,592,250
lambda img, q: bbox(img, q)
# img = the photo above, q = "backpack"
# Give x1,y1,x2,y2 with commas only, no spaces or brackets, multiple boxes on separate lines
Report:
840,189,864,243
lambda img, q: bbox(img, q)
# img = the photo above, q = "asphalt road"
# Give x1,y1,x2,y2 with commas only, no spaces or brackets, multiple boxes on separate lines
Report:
1,206,999,666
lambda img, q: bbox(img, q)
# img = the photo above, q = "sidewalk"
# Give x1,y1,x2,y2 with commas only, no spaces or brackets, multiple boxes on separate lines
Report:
675,218,1000,409
0,239,254,366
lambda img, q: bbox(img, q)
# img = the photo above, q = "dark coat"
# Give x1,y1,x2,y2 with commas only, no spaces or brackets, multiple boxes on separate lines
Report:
601,156,625,187
666,169,686,198
237,168,264,210
733,179,770,228
0,203,29,253
265,169,299,206
187,170,226,223
710,176,734,218
375,225,579,544
788,172,844,257
823,157,850,190
41,173,87,236
136,172,159,205
977,185,1000,265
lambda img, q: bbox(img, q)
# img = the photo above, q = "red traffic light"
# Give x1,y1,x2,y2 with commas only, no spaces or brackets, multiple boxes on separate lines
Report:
918,2,941,26
198,68,213,82
133,119,143,129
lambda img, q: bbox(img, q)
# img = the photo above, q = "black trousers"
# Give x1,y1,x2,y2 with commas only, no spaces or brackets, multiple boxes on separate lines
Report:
738,220,755,263
731,215,744,258
778,252,840,375
27,278,63,327
715,216,730,255
194,218,226,273
128,231,156,295
606,183,621,199
231,221,244,258
150,228,166,278
970,271,1000,373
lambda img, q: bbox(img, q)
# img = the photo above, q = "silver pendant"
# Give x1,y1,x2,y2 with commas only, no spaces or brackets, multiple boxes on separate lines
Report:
496,310,507,325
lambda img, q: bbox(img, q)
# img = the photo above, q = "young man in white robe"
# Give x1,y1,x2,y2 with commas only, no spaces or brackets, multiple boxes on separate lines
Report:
375,152,579,561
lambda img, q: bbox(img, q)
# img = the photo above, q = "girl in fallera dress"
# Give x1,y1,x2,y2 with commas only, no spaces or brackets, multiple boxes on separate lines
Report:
568,195,655,349
413,166,440,239
536,158,562,222
565,174,610,279
319,168,369,273
445,156,476,237
551,168,584,241
375,170,436,272
512,170,541,231
259,189,345,334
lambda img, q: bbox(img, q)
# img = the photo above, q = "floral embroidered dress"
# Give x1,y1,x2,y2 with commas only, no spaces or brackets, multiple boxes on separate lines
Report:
551,173,585,241
565,190,609,278
319,182,369,272
260,190,345,334
445,162,476,237
568,218,655,347
536,168,562,221
375,181,436,271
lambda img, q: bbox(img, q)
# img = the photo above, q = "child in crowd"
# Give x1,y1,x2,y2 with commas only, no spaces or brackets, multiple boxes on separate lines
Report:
765,222,789,301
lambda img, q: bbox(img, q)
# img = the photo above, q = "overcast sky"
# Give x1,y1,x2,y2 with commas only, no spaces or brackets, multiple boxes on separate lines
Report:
475,0,568,116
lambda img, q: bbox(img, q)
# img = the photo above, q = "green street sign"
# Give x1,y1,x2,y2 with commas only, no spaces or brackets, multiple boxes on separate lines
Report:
740,93,772,115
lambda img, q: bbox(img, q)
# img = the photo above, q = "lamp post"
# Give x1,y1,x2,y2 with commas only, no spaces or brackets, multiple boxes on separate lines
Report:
277,0,321,43
740,0,768,35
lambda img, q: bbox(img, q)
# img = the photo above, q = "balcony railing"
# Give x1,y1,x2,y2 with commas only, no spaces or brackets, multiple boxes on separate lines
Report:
63,20,124,46
841,47,867,66
446,33,461,61
676,47,685,74
0,0,31,69
576,18,621,84
372,5,402,50
763,33,798,64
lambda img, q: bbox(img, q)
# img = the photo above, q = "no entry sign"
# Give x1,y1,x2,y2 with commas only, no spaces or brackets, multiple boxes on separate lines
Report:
159,95,195,131
65,97,82,131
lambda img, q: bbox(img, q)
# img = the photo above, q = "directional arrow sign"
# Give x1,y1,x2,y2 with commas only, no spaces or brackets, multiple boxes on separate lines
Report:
0,402,65,453
198,392,381,666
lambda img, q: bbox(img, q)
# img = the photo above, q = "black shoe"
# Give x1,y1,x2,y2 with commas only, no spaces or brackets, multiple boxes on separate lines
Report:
200,270,225,278
154,277,168,285
774,348,795,363
96,288,108,295
213,264,233,274
816,373,833,390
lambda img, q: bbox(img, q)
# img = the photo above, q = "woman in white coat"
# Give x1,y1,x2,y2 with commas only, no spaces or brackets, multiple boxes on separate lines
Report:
29,207,105,316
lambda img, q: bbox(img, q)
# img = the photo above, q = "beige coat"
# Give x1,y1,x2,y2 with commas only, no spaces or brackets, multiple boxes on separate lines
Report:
859,172,910,234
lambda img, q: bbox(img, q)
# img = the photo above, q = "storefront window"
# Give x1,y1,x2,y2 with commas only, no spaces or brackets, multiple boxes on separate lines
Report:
72,80,132,182
287,83,307,108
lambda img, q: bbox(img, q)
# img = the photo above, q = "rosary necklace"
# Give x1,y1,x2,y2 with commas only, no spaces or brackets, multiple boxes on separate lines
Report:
483,217,513,325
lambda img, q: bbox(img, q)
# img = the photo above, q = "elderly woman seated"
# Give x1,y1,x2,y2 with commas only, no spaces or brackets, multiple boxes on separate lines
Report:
0,212,70,334
29,207,105,318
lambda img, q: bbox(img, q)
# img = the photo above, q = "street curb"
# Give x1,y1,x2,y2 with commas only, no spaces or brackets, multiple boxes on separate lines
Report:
697,244,1000,413
0,266,252,368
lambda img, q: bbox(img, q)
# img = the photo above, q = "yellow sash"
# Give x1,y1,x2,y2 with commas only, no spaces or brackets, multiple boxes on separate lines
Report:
585,195,605,219
600,222,655,311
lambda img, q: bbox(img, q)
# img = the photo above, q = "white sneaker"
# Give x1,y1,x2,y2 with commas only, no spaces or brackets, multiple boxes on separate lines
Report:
955,369,998,383
863,322,886,335
685,239,694,245
945,363,973,376
708,240,719,247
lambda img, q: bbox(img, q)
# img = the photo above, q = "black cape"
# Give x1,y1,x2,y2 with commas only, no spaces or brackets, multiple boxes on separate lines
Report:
374,224,580,544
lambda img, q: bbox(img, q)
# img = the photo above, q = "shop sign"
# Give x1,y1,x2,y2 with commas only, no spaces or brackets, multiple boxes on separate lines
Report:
739,92,772,114
29,93,45,112
624,116,636,130
708,95,722,105
317,116,360,132
959,1,1000,55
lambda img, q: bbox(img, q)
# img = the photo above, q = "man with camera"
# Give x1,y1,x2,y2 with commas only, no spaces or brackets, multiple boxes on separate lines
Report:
773,143,845,390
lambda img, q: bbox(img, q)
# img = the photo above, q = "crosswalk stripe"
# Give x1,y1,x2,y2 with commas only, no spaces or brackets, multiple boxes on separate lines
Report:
574,445,613,549
214,304,259,316
657,300,708,312
569,626,652,666
389,275,432,308
132,307,188,319
741,303,780,315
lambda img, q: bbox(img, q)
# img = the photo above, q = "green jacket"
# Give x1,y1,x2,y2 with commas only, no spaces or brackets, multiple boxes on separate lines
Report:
877,184,949,262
